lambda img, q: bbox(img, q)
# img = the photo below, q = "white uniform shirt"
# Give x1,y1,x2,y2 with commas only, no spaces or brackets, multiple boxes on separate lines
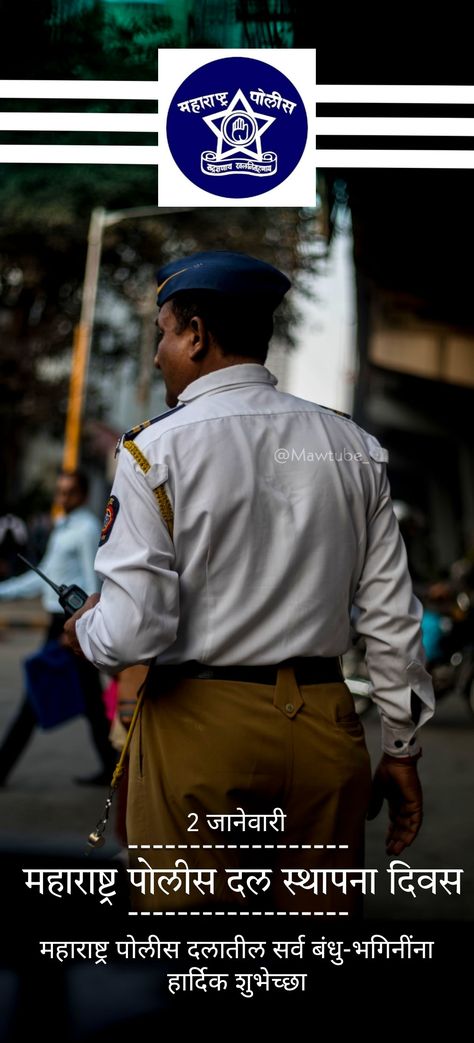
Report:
76,364,435,756
0,506,101,613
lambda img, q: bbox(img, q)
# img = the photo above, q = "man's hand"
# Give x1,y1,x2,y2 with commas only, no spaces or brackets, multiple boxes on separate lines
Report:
367,753,423,856
63,593,100,656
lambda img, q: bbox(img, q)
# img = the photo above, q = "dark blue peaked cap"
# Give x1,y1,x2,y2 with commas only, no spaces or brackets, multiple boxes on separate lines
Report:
156,250,291,309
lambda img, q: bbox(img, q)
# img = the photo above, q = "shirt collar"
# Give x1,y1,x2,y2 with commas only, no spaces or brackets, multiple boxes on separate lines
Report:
178,364,278,403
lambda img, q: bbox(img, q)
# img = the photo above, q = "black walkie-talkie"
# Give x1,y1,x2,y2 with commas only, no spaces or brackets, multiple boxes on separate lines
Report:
17,554,89,617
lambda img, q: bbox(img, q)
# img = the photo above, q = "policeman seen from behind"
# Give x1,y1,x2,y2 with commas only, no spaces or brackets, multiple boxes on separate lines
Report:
65,252,435,914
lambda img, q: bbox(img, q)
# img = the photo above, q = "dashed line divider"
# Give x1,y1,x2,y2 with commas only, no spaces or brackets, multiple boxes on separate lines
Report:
128,909,349,916
128,844,349,850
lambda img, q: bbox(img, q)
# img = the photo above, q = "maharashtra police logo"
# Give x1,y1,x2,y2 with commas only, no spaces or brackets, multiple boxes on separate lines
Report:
99,495,120,547
166,56,308,199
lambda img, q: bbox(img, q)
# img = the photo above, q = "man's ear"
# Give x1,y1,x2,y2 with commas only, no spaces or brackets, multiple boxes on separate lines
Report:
188,316,208,359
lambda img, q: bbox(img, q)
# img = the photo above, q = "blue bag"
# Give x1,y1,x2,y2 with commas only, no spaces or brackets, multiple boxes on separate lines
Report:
24,639,86,729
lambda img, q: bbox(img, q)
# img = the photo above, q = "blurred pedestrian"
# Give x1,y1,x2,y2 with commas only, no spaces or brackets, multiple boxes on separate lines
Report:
0,470,115,785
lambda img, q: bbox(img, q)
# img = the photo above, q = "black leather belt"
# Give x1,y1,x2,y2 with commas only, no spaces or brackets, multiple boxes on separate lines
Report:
155,656,343,686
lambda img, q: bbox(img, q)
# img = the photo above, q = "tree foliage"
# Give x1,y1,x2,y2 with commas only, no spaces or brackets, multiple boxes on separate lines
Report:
0,1,178,80
0,1,329,511
0,185,326,511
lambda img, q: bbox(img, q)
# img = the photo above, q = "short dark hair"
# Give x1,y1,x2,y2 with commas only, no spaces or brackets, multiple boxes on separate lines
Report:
168,290,274,363
58,469,89,498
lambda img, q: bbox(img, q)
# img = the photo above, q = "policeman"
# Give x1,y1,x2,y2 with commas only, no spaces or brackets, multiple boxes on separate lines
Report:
65,251,435,914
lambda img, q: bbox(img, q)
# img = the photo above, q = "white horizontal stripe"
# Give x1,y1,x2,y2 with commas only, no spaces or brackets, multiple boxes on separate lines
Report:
316,149,474,168
0,112,158,132
317,117,474,137
0,80,158,100
316,85,474,104
2,146,473,171
0,145,158,163
3,81,474,106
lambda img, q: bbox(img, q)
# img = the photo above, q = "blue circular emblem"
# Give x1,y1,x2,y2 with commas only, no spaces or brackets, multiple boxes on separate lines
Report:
166,56,308,199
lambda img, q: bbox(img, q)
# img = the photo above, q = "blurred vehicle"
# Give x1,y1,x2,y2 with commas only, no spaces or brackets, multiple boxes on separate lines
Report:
422,562,474,717
343,588,474,720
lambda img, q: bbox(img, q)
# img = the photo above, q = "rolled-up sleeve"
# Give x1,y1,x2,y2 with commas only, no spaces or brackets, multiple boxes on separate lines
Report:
352,453,435,757
76,446,179,671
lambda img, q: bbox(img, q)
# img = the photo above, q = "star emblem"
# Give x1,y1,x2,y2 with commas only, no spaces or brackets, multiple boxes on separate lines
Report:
202,89,275,161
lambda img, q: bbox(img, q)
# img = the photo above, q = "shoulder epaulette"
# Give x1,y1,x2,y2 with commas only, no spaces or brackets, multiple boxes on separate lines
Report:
331,408,352,419
115,403,186,458
123,418,151,442
314,402,352,420
124,403,186,443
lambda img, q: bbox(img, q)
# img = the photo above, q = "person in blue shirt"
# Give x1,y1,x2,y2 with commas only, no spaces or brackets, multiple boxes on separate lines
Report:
0,470,116,786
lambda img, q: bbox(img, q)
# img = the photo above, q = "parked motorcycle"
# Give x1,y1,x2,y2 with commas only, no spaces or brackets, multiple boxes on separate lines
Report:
422,581,474,716
344,578,474,719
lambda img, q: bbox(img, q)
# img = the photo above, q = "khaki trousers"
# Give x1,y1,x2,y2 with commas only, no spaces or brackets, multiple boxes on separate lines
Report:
126,666,372,916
